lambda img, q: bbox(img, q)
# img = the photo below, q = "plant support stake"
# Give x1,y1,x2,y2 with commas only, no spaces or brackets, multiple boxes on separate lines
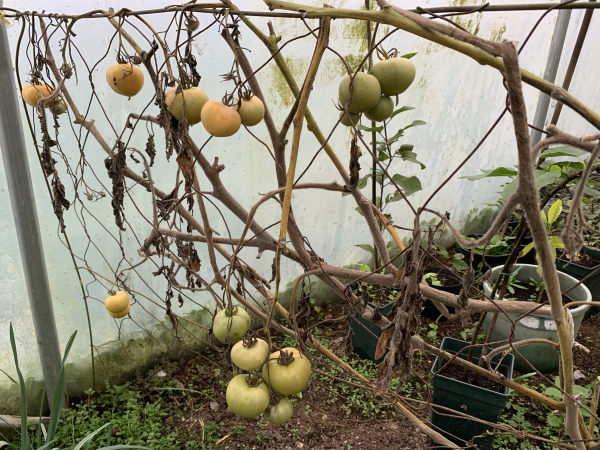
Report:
530,0,572,146
0,0,64,410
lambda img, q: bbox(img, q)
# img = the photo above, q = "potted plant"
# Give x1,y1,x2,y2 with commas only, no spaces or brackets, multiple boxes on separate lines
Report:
431,337,514,450
349,281,398,363
422,266,462,319
556,245,600,319
482,264,591,373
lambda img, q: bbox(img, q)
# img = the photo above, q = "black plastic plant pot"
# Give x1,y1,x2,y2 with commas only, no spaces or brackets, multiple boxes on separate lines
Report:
556,246,600,320
431,337,514,450
350,301,394,364
423,267,461,320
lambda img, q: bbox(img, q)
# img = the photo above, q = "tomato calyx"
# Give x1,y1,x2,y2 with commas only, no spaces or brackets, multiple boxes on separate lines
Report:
276,349,296,366
224,306,239,318
241,335,258,348
245,374,264,388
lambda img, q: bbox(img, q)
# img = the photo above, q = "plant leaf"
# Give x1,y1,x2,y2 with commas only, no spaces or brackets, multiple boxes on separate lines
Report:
355,244,375,255
540,145,587,159
550,235,564,249
547,199,562,226
9,323,29,450
401,53,417,59
391,174,422,196
47,331,78,443
97,447,149,450
501,170,560,201
398,148,426,169
389,106,414,120
73,424,112,450
358,125,383,133
0,368,17,384
461,167,518,181
519,241,535,258
375,329,393,360
403,120,426,130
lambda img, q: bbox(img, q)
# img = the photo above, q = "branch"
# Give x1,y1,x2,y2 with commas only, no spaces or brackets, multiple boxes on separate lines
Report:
500,39,583,448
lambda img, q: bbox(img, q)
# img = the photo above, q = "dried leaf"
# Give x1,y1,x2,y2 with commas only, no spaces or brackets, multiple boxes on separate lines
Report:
375,328,393,360
176,150,194,180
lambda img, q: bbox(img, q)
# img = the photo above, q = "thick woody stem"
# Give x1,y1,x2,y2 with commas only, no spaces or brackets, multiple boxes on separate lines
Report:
500,40,583,448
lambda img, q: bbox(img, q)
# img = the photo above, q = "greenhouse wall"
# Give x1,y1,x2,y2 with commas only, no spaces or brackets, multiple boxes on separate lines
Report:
1,0,599,414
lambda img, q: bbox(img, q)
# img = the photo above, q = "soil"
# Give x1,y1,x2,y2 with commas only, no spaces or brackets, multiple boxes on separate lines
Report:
161,302,428,450
507,284,575,307
438,361,506,394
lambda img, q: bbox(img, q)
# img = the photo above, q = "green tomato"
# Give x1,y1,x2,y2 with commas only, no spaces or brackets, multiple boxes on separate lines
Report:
339,111,361,127
231,338,270,371
338,72,381,113
226,374,270,418
364,95,394,122
213,306,251,344
265,397,294,424
262,347,311,396
370,57,416,96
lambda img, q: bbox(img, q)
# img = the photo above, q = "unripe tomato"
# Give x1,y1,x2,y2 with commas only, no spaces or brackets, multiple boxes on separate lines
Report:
226,374,270,418
165,86,209,125
236,96,265,127
339,111,361,127
49,98,68,115
370,57,415,96
262,348,311,396
231,338,270,371
338,72,381,113
364,95,394,122
213,306,251,344
265,397,294,424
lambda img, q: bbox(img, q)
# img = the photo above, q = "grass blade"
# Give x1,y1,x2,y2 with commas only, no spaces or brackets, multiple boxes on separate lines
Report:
9,323,29,450
35,440,56,450
36,388,46,447
47,330,77,443
0,368,17,384
97,446,149,450
72,423,110,450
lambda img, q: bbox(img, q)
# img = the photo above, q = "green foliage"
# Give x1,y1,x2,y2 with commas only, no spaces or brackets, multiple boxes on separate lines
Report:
1,325,148,450
494,377,599,449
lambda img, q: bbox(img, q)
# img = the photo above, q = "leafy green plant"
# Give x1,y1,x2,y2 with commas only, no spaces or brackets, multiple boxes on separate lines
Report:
0,324,148,450
465,234,515,256
503,267,526,295
423,272,441,286
427,315,444,345
520,199,565,268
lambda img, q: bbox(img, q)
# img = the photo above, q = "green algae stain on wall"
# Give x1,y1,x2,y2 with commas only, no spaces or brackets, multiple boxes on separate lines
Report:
267,57,308,108
489,23,507,42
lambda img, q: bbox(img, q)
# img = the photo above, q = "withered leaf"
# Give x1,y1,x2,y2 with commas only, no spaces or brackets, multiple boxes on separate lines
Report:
375,328,393,360
176,150,194,180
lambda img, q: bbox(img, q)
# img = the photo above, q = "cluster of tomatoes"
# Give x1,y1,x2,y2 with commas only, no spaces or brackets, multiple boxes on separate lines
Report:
22,62,265,137
105,62,265,136
213,306,312,424
338,54,416,126
21,83,68,115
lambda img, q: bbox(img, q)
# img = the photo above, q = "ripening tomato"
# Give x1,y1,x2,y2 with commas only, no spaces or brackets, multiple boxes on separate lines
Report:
106,63,144,97
262,347,311,396
338,72,381,113
165,86,209,125
265,397,294,424
231,338,270,371
201,100,242,137
226,374,270,418
213,306,251,344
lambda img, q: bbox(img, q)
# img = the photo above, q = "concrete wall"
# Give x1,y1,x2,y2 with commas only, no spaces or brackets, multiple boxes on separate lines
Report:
1,0,599,413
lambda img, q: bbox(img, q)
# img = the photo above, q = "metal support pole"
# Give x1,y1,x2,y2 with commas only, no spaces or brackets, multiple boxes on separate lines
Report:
0,0,64,410
530,1,572,146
